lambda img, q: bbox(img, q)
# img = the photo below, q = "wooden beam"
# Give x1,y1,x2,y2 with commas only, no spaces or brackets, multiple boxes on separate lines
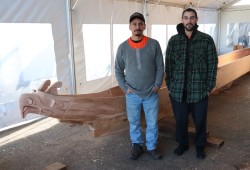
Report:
188,127,224,148
43,162,67,170
207,136,224,148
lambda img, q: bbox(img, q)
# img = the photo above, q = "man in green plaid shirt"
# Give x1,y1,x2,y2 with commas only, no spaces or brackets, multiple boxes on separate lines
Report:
165,8,218,159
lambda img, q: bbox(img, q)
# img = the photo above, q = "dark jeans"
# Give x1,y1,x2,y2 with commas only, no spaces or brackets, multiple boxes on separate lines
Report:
169,94,208,146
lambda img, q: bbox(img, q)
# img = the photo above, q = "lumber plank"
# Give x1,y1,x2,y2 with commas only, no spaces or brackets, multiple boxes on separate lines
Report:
43,162,67,170
207,136,224,148
188,126,210,137
188,127,224,148
92,113,129,137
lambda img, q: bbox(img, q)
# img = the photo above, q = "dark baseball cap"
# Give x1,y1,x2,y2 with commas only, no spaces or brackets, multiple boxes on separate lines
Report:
129,12,145,23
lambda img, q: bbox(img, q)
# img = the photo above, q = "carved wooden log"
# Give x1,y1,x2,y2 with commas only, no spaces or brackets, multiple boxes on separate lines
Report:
19,80,172,137
19,48,250,137
212,48,250,92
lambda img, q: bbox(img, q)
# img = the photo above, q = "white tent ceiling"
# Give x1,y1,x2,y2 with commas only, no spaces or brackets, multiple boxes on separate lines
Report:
117,0,241,9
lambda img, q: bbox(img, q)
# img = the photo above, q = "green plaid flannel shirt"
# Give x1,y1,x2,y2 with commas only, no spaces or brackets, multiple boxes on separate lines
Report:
165,30,218,103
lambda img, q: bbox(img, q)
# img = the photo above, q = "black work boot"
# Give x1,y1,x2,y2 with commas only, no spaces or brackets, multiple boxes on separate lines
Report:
147,149,163,160
196,146,205,159
174,144,189,156
129,143,143,160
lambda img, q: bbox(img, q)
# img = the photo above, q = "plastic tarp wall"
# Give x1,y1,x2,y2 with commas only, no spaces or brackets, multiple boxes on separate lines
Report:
0,0,72,128
220,9,250,54
146,6,218,53
72,0,218,94
72,0,144,94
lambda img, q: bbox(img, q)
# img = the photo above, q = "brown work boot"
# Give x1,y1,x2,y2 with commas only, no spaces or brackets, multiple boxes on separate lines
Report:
129,143,143,160
147,149,163,160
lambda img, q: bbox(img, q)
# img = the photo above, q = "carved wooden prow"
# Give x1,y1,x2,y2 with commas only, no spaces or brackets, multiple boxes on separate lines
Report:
37,80,51,92
19,79,171,137
45,82,62,95
36,80,62,95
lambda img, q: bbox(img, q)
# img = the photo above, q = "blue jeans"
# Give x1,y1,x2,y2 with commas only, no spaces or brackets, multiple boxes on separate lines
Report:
126,93,159,150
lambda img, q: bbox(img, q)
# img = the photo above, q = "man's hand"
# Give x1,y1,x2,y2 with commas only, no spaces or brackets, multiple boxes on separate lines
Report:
126,89,133,93
153,86,159,93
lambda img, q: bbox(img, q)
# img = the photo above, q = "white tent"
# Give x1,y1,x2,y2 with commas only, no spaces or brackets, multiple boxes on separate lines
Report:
1,0,250,129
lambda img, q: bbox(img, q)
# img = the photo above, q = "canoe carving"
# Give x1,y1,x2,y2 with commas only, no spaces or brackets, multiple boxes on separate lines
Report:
19,48,250,137
212,48,250,93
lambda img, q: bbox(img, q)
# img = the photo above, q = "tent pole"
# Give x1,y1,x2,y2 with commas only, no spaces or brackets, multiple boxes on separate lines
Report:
67,0,77,95
143,0,148,36
217,9,221,54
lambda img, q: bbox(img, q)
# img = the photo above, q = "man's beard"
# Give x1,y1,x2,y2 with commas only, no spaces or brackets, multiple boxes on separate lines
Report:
134,30,142,36
184,23,195,32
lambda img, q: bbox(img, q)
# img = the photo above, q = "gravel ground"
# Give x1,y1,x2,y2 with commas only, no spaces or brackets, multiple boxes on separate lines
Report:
1,73,250,170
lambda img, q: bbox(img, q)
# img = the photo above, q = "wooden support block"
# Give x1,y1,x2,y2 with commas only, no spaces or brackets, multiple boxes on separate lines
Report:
188,127,210,137
158,130,175,138
189,127,224,148
157,117,176,138
92,113,129,137
188,126,196,134
238,163,250,170
207,136,224,148
43,162,67,170
233,45,244,51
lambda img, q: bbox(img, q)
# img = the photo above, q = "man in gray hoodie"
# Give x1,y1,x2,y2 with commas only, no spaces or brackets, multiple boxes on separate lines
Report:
115,12,164,160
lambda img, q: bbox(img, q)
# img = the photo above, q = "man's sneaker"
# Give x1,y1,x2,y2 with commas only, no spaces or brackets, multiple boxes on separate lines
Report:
147,149,163,160
129,144,143,160
174,144,189,156
196,146,205,159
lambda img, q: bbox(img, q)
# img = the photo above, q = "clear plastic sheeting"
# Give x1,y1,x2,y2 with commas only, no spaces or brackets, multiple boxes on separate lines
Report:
0,23,57,103
226,23,250,47
0,101,43,129
82,24,112,81
0,0,71,129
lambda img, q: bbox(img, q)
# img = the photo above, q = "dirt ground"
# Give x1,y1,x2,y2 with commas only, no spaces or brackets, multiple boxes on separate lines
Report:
1,73,250,170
